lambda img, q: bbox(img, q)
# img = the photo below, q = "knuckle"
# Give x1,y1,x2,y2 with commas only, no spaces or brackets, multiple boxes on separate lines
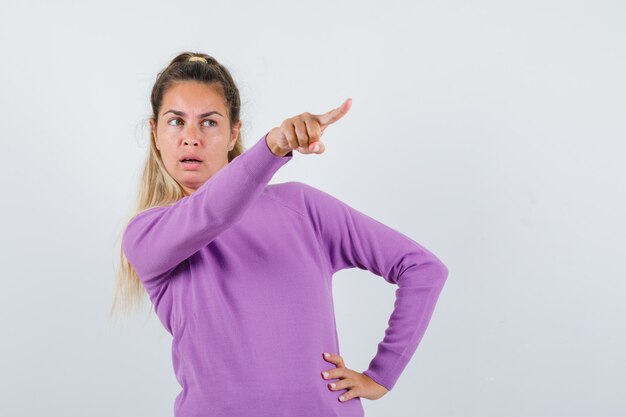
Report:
296,127,306,137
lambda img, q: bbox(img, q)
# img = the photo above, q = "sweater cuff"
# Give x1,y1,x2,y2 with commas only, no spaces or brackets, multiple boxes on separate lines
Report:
362,344,409,392
242,132,293,184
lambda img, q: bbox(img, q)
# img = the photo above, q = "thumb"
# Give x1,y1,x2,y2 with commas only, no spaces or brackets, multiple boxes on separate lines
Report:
306,140,325,154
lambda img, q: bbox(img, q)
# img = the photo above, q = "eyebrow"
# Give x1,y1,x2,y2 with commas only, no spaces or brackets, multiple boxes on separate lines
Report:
162,109,224,118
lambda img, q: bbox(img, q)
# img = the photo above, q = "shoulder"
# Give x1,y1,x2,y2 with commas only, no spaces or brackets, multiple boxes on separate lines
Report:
267,181,339,204
266,181,348,217
264,181,311,216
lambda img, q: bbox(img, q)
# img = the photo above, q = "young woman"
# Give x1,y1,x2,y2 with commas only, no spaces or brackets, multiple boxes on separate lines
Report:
111,52,449,417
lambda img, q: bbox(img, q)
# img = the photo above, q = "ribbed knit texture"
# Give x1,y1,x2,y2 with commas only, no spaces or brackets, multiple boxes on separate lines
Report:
122,133,448,417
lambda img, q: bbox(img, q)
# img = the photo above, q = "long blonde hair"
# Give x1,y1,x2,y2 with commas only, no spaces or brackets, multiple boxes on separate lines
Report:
109,51,245,319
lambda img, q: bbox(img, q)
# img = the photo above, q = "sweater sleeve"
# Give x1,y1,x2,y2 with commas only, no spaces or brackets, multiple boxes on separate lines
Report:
122,133,293,293
301,182,448,391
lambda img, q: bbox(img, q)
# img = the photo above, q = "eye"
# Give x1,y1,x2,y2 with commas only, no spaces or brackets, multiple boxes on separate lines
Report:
167,118,217,127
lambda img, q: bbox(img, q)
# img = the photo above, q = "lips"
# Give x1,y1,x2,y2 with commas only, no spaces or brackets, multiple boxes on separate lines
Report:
180,154,203,162
181,159,202,170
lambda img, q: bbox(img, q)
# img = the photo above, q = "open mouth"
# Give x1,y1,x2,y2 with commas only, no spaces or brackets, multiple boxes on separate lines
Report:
181,159,202,168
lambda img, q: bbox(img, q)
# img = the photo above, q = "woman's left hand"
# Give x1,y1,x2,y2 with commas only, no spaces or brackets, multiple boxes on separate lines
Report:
321,352,389,402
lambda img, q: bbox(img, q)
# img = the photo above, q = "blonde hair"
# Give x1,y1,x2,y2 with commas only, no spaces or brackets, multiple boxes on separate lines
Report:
109,51,245,319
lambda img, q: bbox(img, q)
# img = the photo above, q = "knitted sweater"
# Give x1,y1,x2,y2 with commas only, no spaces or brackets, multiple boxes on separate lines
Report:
122,132,449,417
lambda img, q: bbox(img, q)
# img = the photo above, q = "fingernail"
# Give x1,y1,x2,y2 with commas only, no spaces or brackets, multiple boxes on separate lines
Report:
339,395,345,401
323,352,330,358
313,144,320,152
322,372,329,378
329,383,335,389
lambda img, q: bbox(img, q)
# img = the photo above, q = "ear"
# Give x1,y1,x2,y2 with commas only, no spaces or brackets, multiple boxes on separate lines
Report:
150,118,160,151
230,120,242,148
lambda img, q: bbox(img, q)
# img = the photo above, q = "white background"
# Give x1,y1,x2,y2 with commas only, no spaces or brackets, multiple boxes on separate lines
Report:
1,1,624,416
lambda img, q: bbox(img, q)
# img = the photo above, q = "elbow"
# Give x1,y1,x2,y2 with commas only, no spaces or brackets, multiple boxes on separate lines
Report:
418,249,449,288
394,250,449,289
436,259,449,287
121,228,149,278
418,256,448,289
121,238,141,277
121,232,133,266
433,255,448,280
121,228,138,265
417,240,449,286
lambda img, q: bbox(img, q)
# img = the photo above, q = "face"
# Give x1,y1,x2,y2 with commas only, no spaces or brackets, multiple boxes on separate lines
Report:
151,81,241,195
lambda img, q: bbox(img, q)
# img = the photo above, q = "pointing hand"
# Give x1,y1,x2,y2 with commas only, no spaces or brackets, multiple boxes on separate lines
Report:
266,98,352,157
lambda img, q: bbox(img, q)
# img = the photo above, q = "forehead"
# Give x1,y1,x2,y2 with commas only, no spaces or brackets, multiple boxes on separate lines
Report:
162,81,226,113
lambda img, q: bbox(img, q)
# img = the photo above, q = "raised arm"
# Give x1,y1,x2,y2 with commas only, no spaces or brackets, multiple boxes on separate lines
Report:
302,182,449,391
122,133,292,291
123,97,352,294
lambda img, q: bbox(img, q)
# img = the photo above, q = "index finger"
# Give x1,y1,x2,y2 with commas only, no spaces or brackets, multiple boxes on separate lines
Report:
317,98,352,127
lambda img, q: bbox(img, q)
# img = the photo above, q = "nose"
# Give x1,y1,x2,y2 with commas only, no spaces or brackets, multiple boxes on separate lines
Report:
184,124,201,146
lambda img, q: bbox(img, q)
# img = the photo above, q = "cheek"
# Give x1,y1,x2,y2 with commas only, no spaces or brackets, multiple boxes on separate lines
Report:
159,147,178,166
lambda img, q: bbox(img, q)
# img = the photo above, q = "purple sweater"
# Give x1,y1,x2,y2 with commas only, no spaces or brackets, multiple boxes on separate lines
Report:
122,133,448,417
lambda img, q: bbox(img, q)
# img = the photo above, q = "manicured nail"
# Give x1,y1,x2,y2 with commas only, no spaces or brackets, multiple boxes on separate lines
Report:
313,143,320,152
329,383,335,389
322,372,329,378
323,352,330,358
339,395,345,401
